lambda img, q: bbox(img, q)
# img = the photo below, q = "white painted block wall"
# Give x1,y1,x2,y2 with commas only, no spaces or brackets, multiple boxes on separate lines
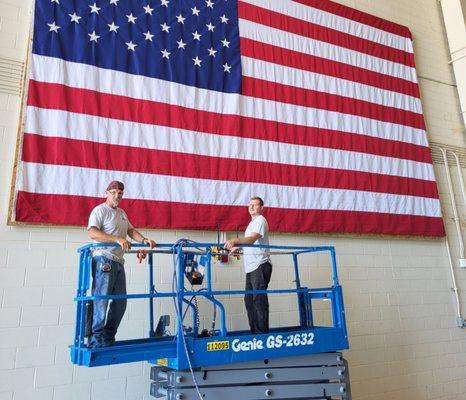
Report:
1,0,466,399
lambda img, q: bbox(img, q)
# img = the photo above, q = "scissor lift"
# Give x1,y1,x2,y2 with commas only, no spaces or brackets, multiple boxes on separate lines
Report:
70,241,351,399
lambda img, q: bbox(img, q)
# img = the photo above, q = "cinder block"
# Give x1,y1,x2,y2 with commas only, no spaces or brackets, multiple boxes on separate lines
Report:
108,362,142,378
0,307,20,328
53,345,70,365
45,249,76,269
0,327,39,348
0,269,25,287
38,325,73,346
125,374,149,400
12,387,53,400
35,364,73,388
0,248,7,267
58,305,75,325
0,391,12,400
21,306,59,327
25,268,64,287
91,378,126,400
0,348,15,369
3,287,43,306
15,346,54,368
42,286,74,305
0,368,34,391
6,249,46,269
52,383,91,400
73,365,108,383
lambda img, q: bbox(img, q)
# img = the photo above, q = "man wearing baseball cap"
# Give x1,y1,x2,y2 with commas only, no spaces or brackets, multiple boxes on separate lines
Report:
86,180,155,347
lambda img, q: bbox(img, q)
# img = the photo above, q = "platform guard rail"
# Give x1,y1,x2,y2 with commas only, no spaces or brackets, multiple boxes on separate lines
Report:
70,241,349,370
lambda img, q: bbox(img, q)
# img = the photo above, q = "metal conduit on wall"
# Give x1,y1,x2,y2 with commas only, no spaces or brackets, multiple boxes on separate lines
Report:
439,148,464,326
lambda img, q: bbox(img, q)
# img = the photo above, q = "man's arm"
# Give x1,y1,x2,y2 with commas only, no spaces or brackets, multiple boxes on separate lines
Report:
128,228,156,249
224,232,261,250
88,227,132,252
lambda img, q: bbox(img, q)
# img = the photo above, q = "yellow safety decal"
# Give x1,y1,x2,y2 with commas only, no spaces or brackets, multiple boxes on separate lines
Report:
206,341,230,351
156,358,168,366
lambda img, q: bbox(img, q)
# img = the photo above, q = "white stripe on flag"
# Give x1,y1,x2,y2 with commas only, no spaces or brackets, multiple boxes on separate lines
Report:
241,56,422,114
19,162,442,217
25,107,436,181
241,0,413,52
238,19,418,83
30,55,428,147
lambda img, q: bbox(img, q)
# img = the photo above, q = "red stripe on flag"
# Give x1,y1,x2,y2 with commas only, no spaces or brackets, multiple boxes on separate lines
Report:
15,191,445,236
22,134,440,198
242,76,426,130
240,38,420,99
292,0,413,39
27,80,432,163
239,1,415,67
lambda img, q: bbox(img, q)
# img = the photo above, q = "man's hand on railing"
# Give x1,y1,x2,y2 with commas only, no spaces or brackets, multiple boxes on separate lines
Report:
116,238,132,252
142,238,156,249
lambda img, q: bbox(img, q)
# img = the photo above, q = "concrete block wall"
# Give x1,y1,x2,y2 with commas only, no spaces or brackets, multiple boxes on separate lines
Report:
1,0,466,399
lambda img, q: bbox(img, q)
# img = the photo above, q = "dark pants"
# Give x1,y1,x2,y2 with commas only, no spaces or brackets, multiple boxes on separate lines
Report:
86,256,127,347
245,261,272,334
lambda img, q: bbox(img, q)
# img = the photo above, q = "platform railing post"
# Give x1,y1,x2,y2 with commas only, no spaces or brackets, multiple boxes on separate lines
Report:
292,253,307,328
75,248,91,349
148,251,155,337
206,247,212,293
329,247,339,286
329,247,342,329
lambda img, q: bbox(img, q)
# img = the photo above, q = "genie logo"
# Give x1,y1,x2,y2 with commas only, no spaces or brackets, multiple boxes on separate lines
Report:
232,337,264,352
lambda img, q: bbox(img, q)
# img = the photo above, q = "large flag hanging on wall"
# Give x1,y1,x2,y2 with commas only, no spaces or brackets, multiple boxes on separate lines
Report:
10,0,445,236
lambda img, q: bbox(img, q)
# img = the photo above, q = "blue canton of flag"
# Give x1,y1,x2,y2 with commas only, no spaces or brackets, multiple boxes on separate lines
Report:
33,0,241,93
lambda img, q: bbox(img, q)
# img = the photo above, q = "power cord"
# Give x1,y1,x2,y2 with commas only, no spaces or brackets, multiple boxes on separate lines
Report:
171,239,204,400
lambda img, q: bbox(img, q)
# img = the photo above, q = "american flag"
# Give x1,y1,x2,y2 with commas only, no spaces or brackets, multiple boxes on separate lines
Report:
12,0,445,236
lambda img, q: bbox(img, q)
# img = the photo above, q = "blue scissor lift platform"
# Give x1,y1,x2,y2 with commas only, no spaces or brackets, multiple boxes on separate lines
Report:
71,241,351,399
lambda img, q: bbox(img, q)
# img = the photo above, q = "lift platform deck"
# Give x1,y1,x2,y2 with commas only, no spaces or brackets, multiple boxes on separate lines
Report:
70,241,349,371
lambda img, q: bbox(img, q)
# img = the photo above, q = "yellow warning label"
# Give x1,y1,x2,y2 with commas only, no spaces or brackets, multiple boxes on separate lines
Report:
207,341,230,351
156,358,168,366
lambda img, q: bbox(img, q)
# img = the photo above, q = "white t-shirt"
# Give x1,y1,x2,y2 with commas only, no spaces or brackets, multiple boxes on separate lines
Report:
87,203,134,263
243,215,270,274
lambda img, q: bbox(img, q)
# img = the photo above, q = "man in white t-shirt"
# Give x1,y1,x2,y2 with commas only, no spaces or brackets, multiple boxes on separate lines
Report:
225,197,272,333
86,180,155,347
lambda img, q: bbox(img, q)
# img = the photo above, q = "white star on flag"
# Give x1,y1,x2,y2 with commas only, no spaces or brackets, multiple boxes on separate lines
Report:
108,22,119,32
110,0,119,5
206,0,214,9
51,0,59,4
177,39,187,49
176,14,186,24
161,0,169,7
127,13,137,24
88,31,100,42
69,13,81,24
208,47,217,57
143,5,154,15
89,3,100,14
221,38,230,47
161,49,171,59
193,56,202,67
206,22,215,32
161,22,170,32
223,63,231,73
192,31,201,41
126,41,137,51
220,14,229,24
47,21,60,33
144,31,154,41
191,7,200,16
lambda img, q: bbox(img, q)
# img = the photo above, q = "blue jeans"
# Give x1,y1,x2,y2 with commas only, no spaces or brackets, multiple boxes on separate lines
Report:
87,256,127,347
